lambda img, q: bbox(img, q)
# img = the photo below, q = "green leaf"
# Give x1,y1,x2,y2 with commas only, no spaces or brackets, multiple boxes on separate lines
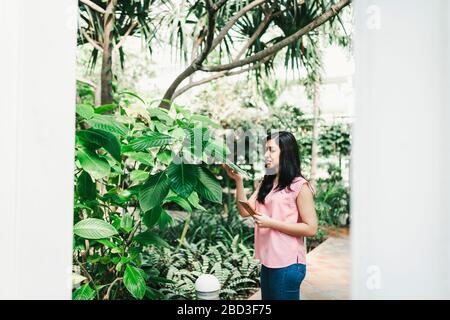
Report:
224,159,251,179
148,108,174,125
167,162,199,198
76,148,110,180
119,91,147,106
94,104,117,114
124,152,153,166
130,170,149,183
154,121,168,133
156,150,173,165
129,132,173,151
158,210,173,230
76,104,94,120
204,138,230,162
187,191,206,211
164,195,192,212
76,171,96,201
138,171,170,212
73,284,96,300
123,265,146,300
142,206,163,228
134,231,169,247
195,167,222,204
174,104,191,119
74,218,118,239
120,213,134,233
87,114,129,136
191,114,222,128
77,129,121,162
96,239,117,249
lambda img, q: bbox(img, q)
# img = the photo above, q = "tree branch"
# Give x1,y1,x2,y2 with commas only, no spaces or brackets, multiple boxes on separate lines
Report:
81,29,103,52
114,20,139,51
158,0,220,109
234,11,272,60
173,12,273,99
210,0,266,53
103,277,123,300
200,0,350,72
80,0,106,14
173,55,273,98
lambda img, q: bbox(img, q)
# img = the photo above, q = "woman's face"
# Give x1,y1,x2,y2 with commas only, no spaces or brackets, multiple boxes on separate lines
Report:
264,138,281,173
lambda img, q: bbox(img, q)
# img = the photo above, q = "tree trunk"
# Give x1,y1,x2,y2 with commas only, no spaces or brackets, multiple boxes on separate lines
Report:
100,0,117,105
310,78,321,188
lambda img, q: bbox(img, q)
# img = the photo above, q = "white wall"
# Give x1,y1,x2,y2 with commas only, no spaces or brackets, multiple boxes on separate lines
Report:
0,0,76,299
352,0,450,298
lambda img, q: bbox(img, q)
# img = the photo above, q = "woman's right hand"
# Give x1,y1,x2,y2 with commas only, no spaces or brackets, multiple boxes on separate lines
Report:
221,164,243,182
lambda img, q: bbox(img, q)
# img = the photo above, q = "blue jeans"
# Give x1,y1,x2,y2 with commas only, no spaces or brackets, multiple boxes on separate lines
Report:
260,263,306,300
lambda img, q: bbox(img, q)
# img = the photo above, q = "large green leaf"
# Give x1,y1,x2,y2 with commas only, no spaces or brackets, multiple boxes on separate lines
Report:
148,108,174,125
76,171,96,200
130,170,149,183
94,104,117,114
158,210,173,230
138,171,170,212
195,167,222,204
163,195,192,212
128,132,173,151
124,265,146,300
76,104,94,120
142,206,163,228
133,231,169,247
156,150,173,165
187,191,206,211
76,148,110,180
124,152,153,166
120,213,134,233
74,218,118,239
204,138,230,162
87,114,129,136
77,129,121,162
167,162,199,198
224,159,251,179
72,283,96,300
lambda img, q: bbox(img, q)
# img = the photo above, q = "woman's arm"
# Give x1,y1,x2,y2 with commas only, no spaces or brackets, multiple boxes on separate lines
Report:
222,164,257,218
253,183,318,237
236,179,261,218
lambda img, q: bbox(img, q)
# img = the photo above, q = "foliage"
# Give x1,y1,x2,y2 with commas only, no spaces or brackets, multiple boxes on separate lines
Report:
315,164,350,226
319,123,351,159
72,91,246,300
144,208,259,300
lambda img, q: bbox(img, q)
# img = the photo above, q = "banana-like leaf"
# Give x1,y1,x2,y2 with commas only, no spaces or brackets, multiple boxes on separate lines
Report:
87,114,129,136
167,162,199,198
129,132,173,151
72,283,96,300
76,148,111,180
77,129,122,162
195,167,222,204
138,171,170,212
74,218,118,239
133,231,169,248
124,265,146,300
76,171,97,201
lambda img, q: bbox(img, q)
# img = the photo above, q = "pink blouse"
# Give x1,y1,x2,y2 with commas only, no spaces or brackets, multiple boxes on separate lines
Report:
254,176,308,268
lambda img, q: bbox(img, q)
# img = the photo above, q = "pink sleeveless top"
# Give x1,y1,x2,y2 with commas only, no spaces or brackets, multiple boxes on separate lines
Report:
254,176,308,268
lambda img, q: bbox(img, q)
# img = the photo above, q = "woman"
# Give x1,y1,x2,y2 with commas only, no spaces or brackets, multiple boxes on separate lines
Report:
223,131,317,300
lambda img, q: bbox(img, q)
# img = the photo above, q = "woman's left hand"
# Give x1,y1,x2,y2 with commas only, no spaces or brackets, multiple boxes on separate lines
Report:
253,212,274,228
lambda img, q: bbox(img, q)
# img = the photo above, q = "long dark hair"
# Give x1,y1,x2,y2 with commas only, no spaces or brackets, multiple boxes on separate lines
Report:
257,131,304,204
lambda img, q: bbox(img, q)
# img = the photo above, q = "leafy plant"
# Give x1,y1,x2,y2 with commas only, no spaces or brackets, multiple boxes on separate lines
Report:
72,92,244,300
146,236,259,300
